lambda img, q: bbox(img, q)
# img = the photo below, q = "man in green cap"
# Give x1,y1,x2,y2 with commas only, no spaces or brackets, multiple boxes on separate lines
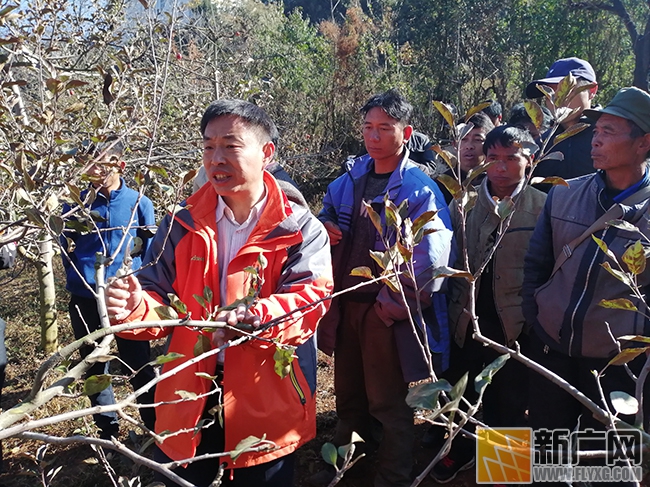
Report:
522,87,650,476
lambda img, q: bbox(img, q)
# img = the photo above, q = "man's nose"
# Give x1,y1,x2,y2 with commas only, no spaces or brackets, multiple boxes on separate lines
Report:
208,148,226,165
367,129,380,141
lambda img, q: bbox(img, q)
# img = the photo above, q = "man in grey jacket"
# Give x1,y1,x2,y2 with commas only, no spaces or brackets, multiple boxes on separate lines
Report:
522,87,650,477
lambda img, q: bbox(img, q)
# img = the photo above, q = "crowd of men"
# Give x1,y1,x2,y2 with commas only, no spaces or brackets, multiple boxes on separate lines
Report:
52,55,650,486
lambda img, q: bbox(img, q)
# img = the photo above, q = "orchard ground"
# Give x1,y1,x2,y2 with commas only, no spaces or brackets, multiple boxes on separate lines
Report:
0,261,473,487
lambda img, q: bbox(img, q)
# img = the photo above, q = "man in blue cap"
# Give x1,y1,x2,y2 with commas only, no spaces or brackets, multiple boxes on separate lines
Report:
523,87,650,479
526,57,599,192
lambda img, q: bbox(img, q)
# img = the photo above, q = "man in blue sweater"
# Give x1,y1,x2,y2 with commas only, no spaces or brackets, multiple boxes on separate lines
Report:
62,136,156,439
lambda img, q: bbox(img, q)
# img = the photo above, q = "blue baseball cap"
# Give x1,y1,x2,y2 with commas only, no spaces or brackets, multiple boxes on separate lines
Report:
525,57,597,98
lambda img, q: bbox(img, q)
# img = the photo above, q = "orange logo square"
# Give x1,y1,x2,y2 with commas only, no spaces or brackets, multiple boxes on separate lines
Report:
476,427,532,484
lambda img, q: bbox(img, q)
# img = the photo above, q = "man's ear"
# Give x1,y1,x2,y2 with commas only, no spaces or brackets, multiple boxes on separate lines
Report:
403,124,413,142
119,160,126,172
589,83,599,100
637,133,650,157
262,141,275,163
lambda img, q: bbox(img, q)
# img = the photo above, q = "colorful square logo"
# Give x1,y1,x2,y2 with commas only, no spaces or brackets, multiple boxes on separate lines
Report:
476,427,532,484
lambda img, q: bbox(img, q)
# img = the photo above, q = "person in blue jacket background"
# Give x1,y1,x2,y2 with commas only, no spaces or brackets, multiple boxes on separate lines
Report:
61,136,156,439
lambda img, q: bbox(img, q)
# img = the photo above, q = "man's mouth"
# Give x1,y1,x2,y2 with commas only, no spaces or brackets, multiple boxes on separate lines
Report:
212,173,230,181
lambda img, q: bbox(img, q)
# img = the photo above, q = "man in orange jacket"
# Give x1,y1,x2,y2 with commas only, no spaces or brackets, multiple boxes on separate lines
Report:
105,100,333,486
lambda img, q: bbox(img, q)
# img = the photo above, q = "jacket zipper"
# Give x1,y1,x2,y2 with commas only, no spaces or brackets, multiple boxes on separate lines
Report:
567,227,608,355
289,363,306,405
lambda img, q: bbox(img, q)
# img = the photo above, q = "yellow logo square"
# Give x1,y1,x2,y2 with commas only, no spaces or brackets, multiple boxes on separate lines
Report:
476,427,532,484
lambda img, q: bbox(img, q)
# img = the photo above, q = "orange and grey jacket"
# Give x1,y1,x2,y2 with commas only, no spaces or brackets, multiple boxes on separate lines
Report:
117,171,333,467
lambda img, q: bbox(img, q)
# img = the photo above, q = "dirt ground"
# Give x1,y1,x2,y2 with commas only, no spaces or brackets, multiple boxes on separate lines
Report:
0,261,474,487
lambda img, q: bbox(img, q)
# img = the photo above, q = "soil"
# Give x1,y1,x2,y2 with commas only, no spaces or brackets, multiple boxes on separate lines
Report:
0,260,474,487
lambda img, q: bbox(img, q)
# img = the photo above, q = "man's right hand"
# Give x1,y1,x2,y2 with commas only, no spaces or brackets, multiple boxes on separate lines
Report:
323,221,342,246
105,274,142,322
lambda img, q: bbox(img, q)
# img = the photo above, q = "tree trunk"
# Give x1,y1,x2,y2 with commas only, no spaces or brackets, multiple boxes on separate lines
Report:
36,234,57,353
633,21,650,91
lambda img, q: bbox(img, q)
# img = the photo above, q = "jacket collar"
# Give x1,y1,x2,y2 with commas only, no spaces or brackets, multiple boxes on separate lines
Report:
178,171,299,242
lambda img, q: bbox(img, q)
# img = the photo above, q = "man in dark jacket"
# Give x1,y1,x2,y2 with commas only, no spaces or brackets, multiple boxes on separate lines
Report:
526,57,598,192
522,87,650,479
62,137,156,438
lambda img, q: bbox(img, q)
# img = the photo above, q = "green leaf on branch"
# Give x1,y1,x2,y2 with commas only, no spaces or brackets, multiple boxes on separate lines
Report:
436,174,462,200
450,372,468,401
321,442,339,468
430,266,474,281
412,210,438,235
618,335,650,344
232,435,265,462
338,432,365,461
83,375,112,396
155,352,184,365
475,354,509,393
363,201,383,237
49,215,64,236
622,240,646,275
273,344,296,379
601,262,633,287
598,298,637,311
553,123,590,146
524,100,544,130
495,196,515,220
530,176,569,187
554,73,576,107
406,380,452,409
464,101,492,122
203,286,214,304
369,250,388,271
193,294,208,309
396,241,412,262
608,347,649,366
175,390,198,401
195,372,218,380
193,334,212,357
606,220,640,233
432,145,457,169
397,200,409,221
592,236,618,262
536,151,565,164
610,391,639,415
384,198,401,228
149,165,169,178
464,160,496,188
457,122,475,142
168,293,187,315
350,266,374,279
181,169,197,187
433,100,456,129
154,305,178,321
462,191,478,213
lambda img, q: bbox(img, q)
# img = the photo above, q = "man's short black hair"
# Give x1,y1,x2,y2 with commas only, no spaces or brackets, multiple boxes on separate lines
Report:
200,99,279,145
481,99,502,120
483,125,537,155
508,103,554,131
360,88,413,125
94,134,124,158
466,112,495,134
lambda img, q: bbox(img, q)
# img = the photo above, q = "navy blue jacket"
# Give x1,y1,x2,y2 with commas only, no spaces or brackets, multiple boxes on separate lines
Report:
62,179,155,298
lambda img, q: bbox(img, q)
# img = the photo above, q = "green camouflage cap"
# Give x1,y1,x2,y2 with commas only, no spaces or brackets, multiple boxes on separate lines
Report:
584,87,650,134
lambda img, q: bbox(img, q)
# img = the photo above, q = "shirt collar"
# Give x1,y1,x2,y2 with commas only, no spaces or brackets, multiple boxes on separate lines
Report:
483,177,527,209
215,189,268,228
